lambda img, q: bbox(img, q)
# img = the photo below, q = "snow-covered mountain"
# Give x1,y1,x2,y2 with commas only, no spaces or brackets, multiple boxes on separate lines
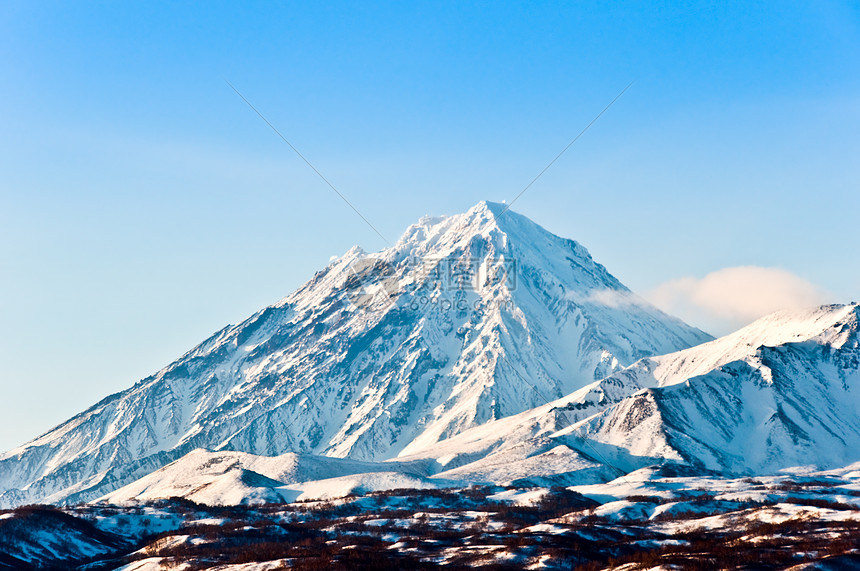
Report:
575,303,860,474
91,301,860,505
396,303,860,481
0,201,710,507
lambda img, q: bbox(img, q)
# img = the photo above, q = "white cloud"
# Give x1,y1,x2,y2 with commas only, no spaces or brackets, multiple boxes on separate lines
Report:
579,288,645,309
564,287,649,310
647,266,829,336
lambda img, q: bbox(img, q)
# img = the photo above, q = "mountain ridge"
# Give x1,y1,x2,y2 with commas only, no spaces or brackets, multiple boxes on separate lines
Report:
575,303,860,474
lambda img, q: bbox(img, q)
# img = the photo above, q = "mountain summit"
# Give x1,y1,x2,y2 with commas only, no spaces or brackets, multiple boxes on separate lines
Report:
0,201,710,506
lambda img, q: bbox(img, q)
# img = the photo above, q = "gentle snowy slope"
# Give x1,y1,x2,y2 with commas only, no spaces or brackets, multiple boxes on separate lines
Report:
97,449,439,505
396,377,637,485
0,201,709,507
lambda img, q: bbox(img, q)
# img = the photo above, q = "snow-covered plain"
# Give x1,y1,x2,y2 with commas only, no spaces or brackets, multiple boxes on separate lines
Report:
4,467,860,569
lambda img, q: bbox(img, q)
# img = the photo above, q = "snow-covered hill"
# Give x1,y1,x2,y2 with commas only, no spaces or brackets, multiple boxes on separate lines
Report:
0,201,710,507
0,506,128,568
96,449,441,506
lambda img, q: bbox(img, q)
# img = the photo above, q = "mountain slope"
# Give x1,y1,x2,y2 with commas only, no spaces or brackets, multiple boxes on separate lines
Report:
575,303,860,473
399,304,860,479
0,201,710,507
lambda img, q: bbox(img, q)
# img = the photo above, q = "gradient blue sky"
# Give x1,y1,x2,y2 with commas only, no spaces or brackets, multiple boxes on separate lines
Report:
1,1,859,451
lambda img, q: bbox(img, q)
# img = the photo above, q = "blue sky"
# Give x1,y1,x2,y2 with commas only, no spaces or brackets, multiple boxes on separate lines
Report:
1,1,859,451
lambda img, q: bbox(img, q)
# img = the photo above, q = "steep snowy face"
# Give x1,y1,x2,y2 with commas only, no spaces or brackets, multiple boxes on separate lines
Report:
575,304,860,474
0,201,710,507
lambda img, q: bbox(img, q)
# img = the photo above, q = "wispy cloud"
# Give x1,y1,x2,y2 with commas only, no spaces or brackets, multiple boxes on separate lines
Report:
575,288,646,309
647,266,830,335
